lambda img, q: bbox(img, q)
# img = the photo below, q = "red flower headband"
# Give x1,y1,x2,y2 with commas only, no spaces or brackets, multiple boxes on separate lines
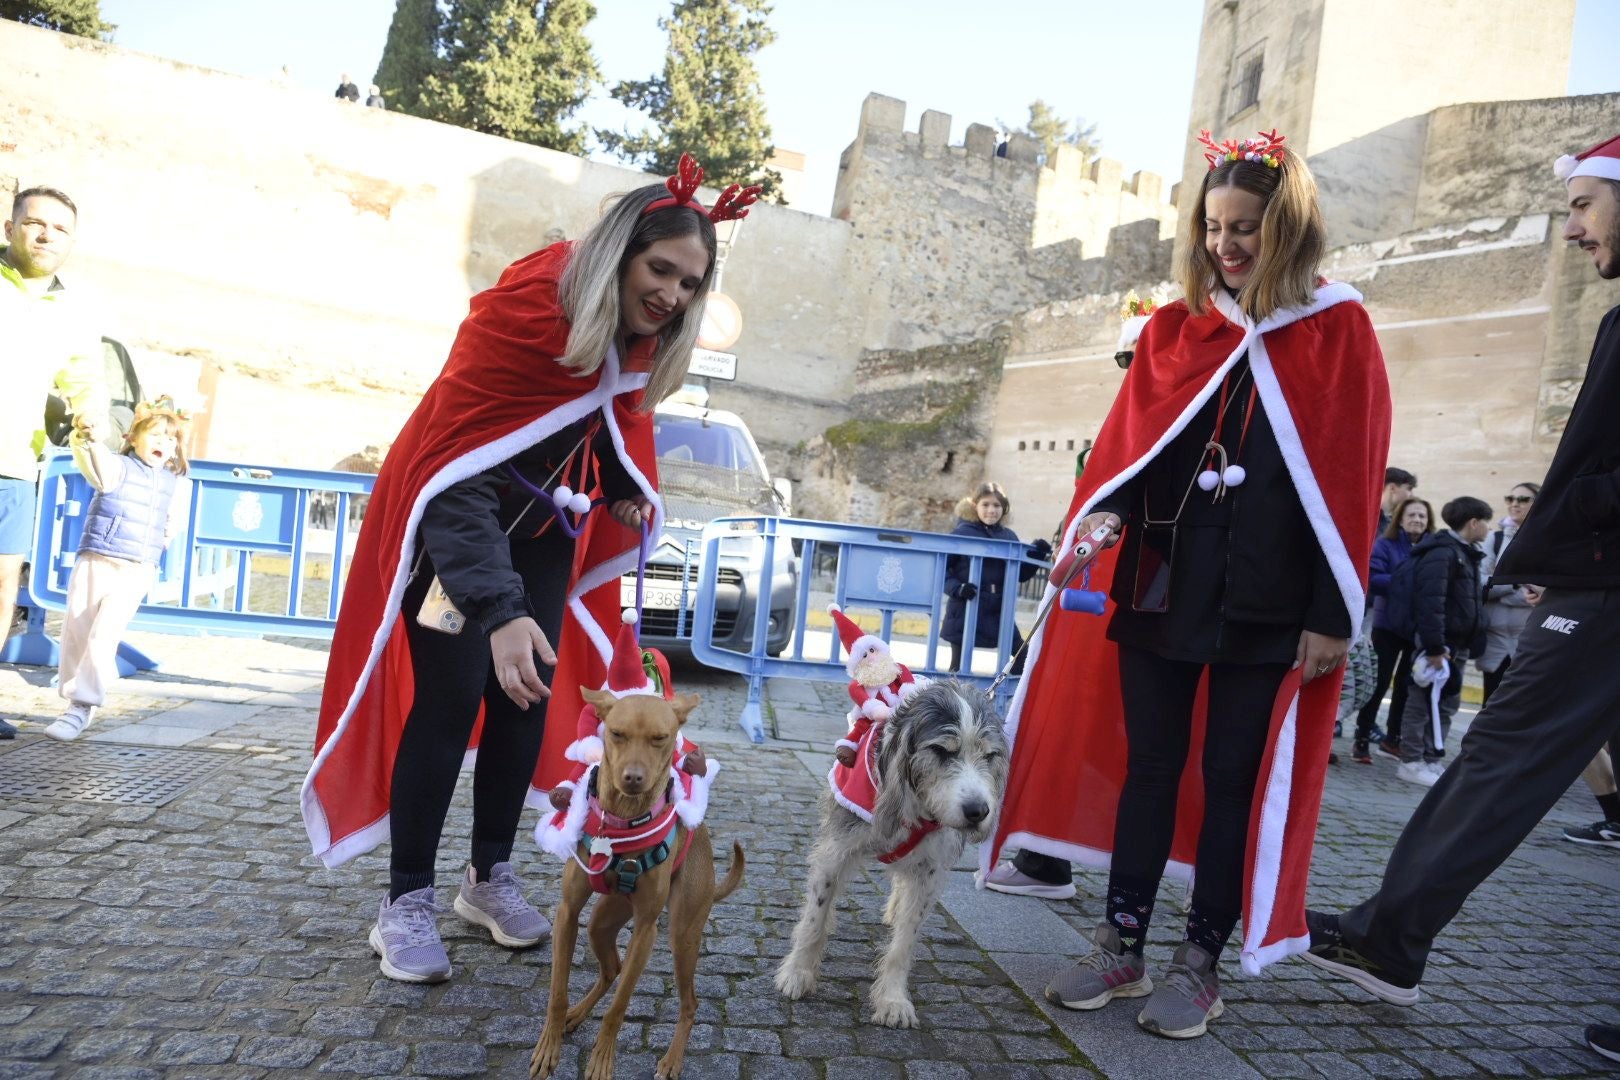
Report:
1198,128,1286,170
642,153,763,223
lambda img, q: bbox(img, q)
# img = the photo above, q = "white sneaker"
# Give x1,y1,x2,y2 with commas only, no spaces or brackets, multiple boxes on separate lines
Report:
1422,761,1447,784
45,703,94,742
1396,761,1437,787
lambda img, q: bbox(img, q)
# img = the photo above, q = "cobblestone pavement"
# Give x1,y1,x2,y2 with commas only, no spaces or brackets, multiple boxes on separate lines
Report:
0,629,1615,1078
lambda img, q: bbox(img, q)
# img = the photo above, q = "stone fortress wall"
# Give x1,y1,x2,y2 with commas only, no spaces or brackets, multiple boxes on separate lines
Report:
1,5,1614,541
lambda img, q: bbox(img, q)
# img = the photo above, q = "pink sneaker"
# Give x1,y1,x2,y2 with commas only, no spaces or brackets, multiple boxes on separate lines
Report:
981,861,1076,900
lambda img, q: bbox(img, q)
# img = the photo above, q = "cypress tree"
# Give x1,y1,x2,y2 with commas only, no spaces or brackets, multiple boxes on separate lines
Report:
600,0,781,200
531,0,600,156
0,0,113,38
373,0,442,115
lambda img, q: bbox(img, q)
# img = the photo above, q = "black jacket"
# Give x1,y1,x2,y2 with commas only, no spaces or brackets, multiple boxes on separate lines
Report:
417,418,635,634
941,513,1044,646
1495,304,1620,589
1407,530,1485,657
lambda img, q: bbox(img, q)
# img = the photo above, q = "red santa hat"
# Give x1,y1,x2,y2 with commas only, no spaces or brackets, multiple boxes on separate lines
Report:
828,604,888,677
564,609,658,765
1555,133,1620,184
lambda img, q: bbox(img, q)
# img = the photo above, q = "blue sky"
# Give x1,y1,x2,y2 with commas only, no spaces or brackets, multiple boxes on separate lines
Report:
100,0,1620,216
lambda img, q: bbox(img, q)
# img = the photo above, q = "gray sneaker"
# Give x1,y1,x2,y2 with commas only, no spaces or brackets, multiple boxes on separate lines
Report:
1137,941,1224,1038
453,862,551,948
1044,923,1152,1010
369,886,451,983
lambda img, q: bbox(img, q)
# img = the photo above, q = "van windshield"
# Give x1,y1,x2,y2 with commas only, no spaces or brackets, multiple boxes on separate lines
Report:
653,413,763,478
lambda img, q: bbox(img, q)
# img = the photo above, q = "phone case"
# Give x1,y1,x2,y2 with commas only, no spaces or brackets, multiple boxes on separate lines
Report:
416,576,467,635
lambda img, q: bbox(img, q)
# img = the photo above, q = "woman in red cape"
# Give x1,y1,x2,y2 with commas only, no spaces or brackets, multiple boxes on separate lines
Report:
983,130,1390,1036
301,158,758,984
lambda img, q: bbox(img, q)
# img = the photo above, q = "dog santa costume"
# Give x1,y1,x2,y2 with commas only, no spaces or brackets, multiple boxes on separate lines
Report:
983,280,1391,975
537,610,716,888
301,242,665,868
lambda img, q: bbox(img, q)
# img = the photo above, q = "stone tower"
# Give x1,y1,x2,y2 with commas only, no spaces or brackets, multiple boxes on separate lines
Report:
1175,0,1578,242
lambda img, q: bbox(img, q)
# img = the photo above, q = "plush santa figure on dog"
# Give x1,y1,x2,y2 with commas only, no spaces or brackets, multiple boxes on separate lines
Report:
828,604,923,767
546,611,708,812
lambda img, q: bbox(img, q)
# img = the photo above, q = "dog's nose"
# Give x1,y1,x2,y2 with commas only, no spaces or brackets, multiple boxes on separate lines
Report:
961,798,989,825
620,768,646,792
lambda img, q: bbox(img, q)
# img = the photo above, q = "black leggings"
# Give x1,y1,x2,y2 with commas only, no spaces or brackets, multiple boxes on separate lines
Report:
947,628,1025,675
389,528,575,885
1354,627,1415,743
1109,645,1288,928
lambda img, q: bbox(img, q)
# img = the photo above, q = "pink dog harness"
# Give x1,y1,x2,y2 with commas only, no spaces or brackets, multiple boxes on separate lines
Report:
574,774,696,894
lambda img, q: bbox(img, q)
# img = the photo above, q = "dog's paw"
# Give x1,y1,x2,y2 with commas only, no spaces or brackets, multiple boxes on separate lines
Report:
583,1040,616,1080
774,959,818,1000
529,1032,563,1078
870,993,919,1028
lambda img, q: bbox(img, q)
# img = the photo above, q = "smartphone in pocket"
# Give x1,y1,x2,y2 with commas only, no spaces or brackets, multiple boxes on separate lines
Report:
1130,522,1176,614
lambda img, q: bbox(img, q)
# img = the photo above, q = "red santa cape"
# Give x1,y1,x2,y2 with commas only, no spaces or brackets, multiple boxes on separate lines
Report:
301,242,665,868
983,283,1390,975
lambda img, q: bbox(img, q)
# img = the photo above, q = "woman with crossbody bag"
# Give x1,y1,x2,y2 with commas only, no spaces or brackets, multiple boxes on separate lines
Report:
304,156,758,984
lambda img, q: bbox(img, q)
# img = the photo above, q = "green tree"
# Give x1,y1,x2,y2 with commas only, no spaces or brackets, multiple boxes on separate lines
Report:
373,0,442,115
530,0,600,155
0,0,113,38
600,0,781,201
1003,99,1100,166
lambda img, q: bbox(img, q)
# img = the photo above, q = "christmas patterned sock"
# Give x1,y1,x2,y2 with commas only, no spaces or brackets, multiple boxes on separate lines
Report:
1185,902,1240,962
1105,875,1158,956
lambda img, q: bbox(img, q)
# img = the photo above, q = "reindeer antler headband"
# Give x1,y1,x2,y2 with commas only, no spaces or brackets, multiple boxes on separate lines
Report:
1198,128,1286,170
642,152,763,223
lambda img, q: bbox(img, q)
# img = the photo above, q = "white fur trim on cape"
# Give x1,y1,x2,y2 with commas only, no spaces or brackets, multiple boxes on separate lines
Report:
674,758,719,829
537,764,595,861
827,762,875,823
1241,689,1298,976
301,345,652,867
565,735,604,765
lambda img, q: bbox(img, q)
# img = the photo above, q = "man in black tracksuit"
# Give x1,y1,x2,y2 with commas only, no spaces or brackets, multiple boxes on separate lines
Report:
1302,138,1620,1018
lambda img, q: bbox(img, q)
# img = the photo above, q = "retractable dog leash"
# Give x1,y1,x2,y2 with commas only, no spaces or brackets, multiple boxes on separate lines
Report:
984,522,1114,699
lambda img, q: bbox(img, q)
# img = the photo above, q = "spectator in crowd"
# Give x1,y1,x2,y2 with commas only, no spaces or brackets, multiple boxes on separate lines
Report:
335,73,360,102
1390,496,1491,787
940,481,1049,676
1302,136,1620,1048
1349,497,1433,763
0,186,107,739
1477,482,1541,702
365,84,386,110
1378,467,1417,535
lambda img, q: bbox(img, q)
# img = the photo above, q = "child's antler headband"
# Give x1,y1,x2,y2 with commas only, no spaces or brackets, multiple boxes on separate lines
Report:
1198,128,1286,170
133,395,194,427
642,152,763,223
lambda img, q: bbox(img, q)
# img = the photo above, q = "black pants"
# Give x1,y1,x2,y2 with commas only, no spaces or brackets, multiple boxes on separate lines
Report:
1354,627,1415,743
389,528,575,882
947,628,1025,676
1341,588,1620,983
1481,653,1511,704
1109,645,1288,925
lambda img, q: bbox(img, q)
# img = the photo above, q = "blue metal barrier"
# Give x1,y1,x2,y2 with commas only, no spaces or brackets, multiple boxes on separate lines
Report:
689,516,1050,743
4,449,374,674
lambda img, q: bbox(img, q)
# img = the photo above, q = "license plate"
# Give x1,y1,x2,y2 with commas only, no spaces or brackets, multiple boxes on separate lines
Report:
622,579,693,610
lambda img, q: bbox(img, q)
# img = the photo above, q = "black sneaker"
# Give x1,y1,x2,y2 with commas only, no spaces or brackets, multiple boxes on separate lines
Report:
1587,1022,1620,1064
1563,820,1620,847
1300,909,1419,1006
0,718,15,740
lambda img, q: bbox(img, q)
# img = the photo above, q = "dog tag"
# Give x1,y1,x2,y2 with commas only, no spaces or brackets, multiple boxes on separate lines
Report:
588,835,614,859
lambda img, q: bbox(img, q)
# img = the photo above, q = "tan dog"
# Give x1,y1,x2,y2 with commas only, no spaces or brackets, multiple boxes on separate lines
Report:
531,686,744,1080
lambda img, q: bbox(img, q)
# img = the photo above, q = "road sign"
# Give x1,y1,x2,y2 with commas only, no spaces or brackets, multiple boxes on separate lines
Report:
690,348,737,381
698,292,743,350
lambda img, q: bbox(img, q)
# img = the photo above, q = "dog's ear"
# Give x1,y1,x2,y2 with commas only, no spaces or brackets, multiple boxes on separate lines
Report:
580,686,616,718
669,692,701,727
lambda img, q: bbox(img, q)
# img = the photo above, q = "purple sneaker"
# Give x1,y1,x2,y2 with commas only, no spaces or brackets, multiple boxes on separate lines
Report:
453,862,551,948
369,886,451,983
981,861,1077,900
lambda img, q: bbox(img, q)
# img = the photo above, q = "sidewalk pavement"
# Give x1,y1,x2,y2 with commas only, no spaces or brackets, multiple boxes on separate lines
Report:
0,627,1615,1078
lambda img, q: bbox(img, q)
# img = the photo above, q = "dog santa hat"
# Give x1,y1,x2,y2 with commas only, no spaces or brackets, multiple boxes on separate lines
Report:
563,610,659,766
1555,133,1620,183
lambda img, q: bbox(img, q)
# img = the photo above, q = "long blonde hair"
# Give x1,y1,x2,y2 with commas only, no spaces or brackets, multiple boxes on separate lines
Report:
1178,150,1325,321
558,183,717,409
